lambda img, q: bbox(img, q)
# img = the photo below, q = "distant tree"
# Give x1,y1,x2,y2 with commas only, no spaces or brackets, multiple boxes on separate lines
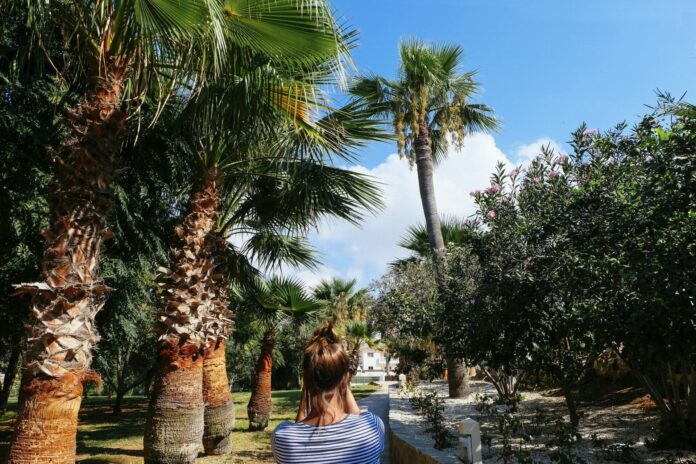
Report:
0,77,57,412
239,278,322,431
313,277,369,325
343,320,380,377
371,260,445,380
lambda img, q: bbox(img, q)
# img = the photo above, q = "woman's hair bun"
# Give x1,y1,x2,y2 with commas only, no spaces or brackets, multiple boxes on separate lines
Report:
311,322,340,346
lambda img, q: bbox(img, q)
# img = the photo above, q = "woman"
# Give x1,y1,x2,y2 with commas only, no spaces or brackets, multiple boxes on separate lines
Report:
272,325,385,464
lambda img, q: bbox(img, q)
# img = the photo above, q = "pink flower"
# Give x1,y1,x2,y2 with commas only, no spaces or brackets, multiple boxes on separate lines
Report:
486,210,496,219
485,184,501,194
532,177,542,184
553,154,569,165
506,168,520,177
583,128,599,136
469,190,481,197
549,170,559,179
500,197,510,205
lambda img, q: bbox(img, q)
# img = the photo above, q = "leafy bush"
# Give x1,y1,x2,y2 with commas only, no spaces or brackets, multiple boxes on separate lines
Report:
407,389,455,450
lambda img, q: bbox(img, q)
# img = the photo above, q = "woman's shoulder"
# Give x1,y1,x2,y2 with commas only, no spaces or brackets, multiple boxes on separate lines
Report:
273,412,383,435
357,411,383,426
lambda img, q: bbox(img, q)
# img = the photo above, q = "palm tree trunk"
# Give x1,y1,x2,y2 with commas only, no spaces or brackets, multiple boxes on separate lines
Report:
144,345,205,464
8,65,126,464
414,120,468,398
0,344,21,414
144,169,228,463
349,346,361,377
414,120,445,257
202,340,235,455
446,356,469,398
247,328,275,431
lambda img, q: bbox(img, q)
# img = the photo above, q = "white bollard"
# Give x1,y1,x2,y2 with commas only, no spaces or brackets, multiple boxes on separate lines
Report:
458,418,482,464
398,373,406,389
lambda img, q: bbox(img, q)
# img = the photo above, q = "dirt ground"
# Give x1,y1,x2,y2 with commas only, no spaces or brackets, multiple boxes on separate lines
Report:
414,379,696,463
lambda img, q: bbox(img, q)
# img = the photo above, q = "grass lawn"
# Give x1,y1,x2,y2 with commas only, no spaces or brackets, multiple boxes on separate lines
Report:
0,384,380,463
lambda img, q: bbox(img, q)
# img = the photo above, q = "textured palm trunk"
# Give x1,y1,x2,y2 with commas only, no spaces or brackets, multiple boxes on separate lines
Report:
247,328,275,431
349,346,361,377
8,64,126,464
202,340,235,455
144,169,230,463
144,345,205,464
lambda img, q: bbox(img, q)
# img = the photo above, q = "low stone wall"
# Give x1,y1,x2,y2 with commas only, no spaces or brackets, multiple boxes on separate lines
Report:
388,385,461,464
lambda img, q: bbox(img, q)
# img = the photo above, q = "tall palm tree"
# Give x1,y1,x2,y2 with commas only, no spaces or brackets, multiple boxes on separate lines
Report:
239,277,323,430
4,1,228,461
351,38,499,398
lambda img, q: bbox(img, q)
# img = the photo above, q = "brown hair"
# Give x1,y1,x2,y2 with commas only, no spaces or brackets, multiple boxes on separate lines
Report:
300,324,350,424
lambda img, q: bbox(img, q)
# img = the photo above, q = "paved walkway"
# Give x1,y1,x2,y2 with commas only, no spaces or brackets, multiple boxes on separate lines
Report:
357,382,394,464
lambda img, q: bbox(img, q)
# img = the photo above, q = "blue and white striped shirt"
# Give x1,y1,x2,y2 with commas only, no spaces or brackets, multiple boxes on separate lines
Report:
271,412,385,464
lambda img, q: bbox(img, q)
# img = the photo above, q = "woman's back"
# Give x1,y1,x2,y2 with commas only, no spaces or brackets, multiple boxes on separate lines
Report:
272,411,385,464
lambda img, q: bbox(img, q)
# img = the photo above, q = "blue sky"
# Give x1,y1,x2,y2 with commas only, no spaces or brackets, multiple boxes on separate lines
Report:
292,0,696,288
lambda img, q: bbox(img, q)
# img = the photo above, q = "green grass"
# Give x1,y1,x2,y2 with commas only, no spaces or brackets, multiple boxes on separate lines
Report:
0,384,380,463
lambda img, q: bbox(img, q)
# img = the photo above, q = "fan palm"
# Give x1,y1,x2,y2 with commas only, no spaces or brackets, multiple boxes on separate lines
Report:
351,38,499,398
343,320,380,377
313,277,369,324
239,277,323,431
394,216,474,267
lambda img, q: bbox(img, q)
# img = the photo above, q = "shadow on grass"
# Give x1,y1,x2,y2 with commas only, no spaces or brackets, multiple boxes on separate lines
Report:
235,449,274,460
78,446,143,458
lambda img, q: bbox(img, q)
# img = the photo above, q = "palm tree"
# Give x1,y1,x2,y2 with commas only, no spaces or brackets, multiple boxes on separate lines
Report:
351,38,499,398
313,277,369,324
343,320,380,377
241,277,323,431
395,216,474,266
4,1,228,460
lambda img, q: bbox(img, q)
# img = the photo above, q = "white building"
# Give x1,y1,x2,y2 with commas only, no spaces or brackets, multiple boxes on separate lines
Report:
356,343,398,379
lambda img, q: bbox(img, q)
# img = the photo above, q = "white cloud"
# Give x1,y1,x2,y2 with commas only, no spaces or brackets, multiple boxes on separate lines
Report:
292,265,341,291
300,133,516,287
515,137,562,162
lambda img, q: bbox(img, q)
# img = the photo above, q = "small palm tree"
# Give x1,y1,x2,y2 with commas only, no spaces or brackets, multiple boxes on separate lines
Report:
240,277,323,431
351,38,499,398
394,216,474,267
313,277,369,324
343,320,380,377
